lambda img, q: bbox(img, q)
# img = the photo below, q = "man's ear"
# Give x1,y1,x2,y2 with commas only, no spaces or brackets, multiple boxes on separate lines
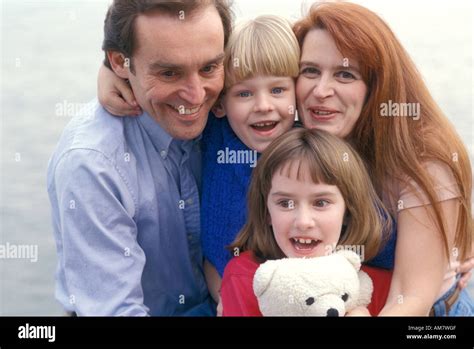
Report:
107,51,130,80
211,97,226,118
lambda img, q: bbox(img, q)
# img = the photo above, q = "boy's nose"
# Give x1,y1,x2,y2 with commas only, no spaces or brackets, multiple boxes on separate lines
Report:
253,94,274,113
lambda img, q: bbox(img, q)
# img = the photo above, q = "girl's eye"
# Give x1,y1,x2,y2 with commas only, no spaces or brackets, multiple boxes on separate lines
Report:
314,199,329,208
336,71,356,80
278,200,295,209
271,87,284,94
238,91,252,97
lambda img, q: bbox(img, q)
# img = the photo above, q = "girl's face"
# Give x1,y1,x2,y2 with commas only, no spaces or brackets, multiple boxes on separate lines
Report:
296,29,367,138
267,162,346,258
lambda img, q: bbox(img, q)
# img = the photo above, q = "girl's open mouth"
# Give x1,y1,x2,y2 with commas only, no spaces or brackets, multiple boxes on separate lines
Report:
290,237,322,251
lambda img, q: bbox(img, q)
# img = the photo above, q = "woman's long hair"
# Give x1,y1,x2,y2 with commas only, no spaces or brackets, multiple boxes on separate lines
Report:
293,2,472,260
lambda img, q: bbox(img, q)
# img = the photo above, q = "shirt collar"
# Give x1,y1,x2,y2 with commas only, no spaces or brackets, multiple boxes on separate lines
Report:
138,111,202,159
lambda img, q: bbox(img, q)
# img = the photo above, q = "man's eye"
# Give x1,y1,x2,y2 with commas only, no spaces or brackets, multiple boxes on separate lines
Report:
202,65,216,73
161,71,176,78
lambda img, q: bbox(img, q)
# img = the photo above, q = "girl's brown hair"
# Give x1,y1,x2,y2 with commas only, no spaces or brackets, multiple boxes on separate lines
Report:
293,2,472,260
231,128,391,262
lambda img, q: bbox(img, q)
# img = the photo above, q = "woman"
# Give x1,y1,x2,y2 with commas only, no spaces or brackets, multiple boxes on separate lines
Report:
293,1,473,315
97,1,473,316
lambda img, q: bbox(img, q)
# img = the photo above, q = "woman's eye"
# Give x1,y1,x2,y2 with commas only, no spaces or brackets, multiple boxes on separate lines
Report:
336,71,356,80
300,67,320,77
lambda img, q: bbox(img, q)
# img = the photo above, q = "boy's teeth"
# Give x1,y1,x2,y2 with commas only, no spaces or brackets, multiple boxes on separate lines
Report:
253,121,276,127
173,105,200,115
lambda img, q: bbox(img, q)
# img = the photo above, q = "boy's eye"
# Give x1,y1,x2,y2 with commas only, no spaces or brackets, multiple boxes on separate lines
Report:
238,91,252,98
271,87,284,94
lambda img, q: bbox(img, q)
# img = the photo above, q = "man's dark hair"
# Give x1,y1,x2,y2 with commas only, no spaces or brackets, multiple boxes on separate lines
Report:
102,0,233,73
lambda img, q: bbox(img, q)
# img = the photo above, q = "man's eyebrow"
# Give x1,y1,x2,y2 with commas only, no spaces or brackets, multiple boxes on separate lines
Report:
148,53,225,71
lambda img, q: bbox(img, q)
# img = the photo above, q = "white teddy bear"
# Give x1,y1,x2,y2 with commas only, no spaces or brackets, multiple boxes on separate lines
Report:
253,250,373,316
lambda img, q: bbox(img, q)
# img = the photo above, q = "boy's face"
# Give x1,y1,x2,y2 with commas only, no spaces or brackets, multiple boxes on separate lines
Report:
221,76,296,153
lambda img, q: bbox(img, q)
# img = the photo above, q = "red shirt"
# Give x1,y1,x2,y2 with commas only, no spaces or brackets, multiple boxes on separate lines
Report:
221,251,392,316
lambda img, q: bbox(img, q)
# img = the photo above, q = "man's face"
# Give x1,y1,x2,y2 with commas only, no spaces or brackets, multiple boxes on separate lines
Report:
127,6,225,140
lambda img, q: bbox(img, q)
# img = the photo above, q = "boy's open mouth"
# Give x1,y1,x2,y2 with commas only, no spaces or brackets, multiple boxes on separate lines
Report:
290,237,322,251
250,121,278,132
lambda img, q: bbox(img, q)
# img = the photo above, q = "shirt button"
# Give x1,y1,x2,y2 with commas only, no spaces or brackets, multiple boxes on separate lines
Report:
187,234,193,241
160,150,167,159
186,198,193,205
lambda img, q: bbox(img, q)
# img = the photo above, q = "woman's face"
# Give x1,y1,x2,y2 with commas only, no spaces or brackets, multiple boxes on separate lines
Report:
296,29,367,138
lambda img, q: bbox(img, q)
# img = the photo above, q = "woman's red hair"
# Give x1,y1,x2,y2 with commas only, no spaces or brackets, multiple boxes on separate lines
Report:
293,2,472,260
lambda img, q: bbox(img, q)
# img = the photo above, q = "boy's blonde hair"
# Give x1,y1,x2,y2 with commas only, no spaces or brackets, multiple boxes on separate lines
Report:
231,128,392,262
224,15,300,89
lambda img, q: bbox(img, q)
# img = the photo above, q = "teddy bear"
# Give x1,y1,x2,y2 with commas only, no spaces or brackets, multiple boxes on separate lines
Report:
253,250,373,316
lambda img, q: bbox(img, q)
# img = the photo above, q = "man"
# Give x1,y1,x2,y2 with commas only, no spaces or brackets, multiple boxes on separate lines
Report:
47,0,232,316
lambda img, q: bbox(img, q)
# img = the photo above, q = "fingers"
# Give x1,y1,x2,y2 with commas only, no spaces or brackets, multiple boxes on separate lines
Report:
456,257,474,274
458,271,472,290
105,91,140,117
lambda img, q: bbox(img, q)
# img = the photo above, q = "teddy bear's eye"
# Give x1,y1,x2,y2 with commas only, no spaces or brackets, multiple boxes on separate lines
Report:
305,297,315,306
342,293,349,302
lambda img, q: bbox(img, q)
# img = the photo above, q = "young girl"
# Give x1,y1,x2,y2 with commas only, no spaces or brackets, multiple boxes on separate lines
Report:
221,127,393,316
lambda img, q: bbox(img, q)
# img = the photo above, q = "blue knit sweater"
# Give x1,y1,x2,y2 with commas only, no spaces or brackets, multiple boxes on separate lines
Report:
201,115,255,276
200,114,396,276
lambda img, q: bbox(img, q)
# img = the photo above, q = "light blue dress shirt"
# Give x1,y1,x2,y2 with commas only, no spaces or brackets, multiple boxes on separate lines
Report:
47,101,214,316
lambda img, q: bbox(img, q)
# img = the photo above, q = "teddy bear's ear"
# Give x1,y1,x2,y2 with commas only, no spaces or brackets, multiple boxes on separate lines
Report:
253,260,280,297
336,250,361,271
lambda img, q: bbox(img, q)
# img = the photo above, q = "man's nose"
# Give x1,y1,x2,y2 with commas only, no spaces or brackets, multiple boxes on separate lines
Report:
178,73,206,106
